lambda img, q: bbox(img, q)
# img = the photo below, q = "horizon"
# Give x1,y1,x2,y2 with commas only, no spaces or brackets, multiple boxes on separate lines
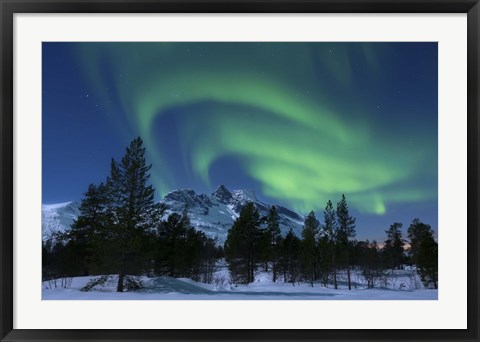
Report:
41,182,437,243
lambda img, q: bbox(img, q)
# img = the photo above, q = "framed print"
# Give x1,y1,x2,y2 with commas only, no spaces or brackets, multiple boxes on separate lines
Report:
1,0,479,341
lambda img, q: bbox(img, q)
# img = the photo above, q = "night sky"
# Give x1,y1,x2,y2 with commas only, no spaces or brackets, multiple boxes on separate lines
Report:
42,42,438,240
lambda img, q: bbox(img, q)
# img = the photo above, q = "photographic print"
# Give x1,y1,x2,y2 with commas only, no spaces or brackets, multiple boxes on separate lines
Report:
42,42,438,300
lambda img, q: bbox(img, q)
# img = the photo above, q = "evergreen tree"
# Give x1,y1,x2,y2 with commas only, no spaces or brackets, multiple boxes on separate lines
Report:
301,211,320,287
407,218,438,289
104,137,157,292
224,202,261,284
176,205,193,277
279,228,302,284
198,237,219,284
383,222,405,271
265,205,282,282
154,205,220,282
356,240,382,288
256,225,270,273
68,183,110,276
316,235,332,287
322,200,338,289
336,194,356,290
42,237,75,288
157,213,184,277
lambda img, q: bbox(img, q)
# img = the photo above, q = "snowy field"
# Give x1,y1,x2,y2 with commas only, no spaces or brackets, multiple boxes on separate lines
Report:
43,269,437,300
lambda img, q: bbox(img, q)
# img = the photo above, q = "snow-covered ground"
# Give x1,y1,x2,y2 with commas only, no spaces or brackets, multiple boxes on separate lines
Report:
43,269,437,300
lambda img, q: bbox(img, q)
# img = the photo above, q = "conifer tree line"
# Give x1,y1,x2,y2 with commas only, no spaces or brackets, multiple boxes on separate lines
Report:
224,196,438,290
42,137,438,292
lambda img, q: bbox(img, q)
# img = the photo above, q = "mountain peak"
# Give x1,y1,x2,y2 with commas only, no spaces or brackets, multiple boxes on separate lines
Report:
232,189,257,202
164,188,197,202
212,184,232,203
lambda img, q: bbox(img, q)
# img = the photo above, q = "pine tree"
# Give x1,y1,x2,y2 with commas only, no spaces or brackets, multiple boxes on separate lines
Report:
197,235,219,284
383,222,405,271
316,235,332,287
301,211,320,287
322,200,338,289
104,137,157,292
357,240,382,288
280,228,302,284
224,202,262,284
407,218,438,289
266,205,282,282
179,205,196,277
158,213,184,277
336,194,356,290
154,206,219,282
68,182,110,276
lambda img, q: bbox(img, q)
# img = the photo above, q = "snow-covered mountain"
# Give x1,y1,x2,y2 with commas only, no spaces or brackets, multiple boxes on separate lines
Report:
42,201,80,241
162,185,304,243
41,185,305,244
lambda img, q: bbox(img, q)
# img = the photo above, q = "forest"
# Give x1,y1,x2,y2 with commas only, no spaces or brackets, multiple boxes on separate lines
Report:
42,138,438,293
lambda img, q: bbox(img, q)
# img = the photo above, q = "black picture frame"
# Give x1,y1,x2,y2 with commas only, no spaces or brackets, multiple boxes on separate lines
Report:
1,1,479,341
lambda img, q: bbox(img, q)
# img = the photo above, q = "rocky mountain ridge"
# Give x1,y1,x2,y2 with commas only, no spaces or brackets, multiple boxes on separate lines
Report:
42,185,305,243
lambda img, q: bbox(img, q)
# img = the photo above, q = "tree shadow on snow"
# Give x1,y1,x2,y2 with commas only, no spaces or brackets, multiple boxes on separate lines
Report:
139,277,336,297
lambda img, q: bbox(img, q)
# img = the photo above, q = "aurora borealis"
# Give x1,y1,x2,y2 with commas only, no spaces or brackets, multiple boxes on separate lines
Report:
43,42,438,239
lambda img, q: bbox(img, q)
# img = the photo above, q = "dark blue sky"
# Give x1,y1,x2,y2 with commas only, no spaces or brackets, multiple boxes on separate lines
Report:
43,42,438,240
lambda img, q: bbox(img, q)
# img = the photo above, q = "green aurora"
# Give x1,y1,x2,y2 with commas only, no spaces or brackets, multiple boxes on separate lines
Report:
74,42,437,216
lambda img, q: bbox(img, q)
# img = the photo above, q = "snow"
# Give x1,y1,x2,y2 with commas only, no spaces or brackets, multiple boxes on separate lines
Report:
42,201,74,210
42,186,306,245
42,201,80,241
226,204,239,220
284,215,305,227
232,189,257,202
42,269,437,300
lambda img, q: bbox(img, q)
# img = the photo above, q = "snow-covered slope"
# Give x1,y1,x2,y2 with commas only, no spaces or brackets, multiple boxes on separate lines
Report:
162,185,304,243
41,185,305,244
42,201,80,241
